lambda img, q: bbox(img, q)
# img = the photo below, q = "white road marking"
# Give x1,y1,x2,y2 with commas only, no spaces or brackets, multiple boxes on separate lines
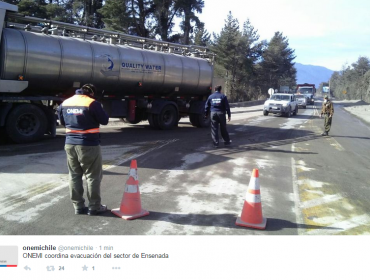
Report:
291,147,305,235
306,214,370,235
296,179,329,188
300,194,343,209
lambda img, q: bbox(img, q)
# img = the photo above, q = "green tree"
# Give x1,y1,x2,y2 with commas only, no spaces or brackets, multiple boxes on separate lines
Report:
212,14,264,101
152,0,179,41
176,0,204,45
45,2,74,23
239,19,265,100
75,0,104,27
17,0,48,18
98,0,131,32
212,12,243,101
192,24,210,46
351,56,370,77
127,0,156,37
259,32,296,95
330,57,370,101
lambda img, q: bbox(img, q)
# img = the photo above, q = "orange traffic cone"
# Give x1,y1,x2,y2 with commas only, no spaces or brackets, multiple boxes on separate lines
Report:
128,159,138,180
111,176,149,220
236,169,267,229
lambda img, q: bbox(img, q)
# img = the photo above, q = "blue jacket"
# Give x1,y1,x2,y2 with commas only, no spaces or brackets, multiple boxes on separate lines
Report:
205,91,231,118
58,90,109,146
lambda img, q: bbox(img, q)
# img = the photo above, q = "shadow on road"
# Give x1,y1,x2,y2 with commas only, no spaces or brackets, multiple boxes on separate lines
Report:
330,135,370,140
99,211,340,234
265,218,340,231
0,121,322,173
1,113,323,174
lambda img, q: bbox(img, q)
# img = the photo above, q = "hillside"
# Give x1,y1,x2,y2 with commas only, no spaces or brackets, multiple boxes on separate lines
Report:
295,63,334,87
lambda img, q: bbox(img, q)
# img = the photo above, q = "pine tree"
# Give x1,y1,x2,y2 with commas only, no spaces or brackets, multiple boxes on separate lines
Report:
351,56,370,77
212,13,264,101
16,0,48,18
192,24,210,46
126,0,156,37
175,0,204,45
239,19,265,100
212,12,243,101
152,0,179,41
98,0,131,32
259,32,296,95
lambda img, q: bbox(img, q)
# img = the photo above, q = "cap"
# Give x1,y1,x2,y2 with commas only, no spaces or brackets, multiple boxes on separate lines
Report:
324,95,328,99
82,84,96,95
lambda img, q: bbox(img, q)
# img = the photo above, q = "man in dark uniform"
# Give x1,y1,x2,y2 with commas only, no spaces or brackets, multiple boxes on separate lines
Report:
58,84,109,215
204,85,232,147
320,95,334,136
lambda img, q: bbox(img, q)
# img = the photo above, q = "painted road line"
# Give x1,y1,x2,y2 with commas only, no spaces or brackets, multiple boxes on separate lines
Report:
327,138,345,151
291,145,305,235
300,194,343,209
306,214,370,235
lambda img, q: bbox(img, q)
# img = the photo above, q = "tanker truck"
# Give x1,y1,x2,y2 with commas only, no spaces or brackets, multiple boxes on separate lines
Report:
0,2,214,143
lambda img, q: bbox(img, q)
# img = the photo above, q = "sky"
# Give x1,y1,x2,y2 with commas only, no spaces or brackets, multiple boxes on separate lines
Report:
191,0,370,71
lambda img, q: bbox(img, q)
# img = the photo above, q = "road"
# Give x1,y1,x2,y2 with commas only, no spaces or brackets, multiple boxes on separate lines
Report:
1,100,369,235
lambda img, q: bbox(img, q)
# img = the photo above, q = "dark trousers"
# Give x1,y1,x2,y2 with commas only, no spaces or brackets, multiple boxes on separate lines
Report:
211,111,230,146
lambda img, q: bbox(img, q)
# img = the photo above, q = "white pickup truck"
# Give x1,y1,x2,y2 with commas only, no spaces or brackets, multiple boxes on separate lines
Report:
263,93,298,117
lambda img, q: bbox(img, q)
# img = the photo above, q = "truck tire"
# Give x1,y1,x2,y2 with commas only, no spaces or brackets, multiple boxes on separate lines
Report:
191,113,210,128
263,110,269,116
5,104,47,143
189,113,199,127
148,113,159,129
157,105,178,130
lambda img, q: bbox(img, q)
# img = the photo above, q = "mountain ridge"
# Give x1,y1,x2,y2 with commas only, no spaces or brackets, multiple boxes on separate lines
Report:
295,63,334,88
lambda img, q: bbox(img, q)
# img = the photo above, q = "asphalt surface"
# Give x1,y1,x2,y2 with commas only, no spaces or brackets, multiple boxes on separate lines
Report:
1,100,369,235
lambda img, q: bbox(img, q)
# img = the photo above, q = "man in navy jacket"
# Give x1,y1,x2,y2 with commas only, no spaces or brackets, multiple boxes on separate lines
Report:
58,84,109,216
204,85,232,148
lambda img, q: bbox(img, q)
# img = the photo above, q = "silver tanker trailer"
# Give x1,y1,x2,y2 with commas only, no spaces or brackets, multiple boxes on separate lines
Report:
0,2,215,143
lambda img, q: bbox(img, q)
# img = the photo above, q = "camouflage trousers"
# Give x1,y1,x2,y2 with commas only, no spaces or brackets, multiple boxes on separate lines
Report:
64,144,103,211
324,114,332,132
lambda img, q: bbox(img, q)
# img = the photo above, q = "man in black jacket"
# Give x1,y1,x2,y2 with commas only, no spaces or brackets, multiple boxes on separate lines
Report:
204,85,232,148
58,84,109,215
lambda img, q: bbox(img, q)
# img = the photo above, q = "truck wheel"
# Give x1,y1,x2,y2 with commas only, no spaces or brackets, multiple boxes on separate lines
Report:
263,110,269,116
5,104,47,143
148,113,159,129
293,107,298,116
193,114,210,128
189,114,199,127
157,105,178,130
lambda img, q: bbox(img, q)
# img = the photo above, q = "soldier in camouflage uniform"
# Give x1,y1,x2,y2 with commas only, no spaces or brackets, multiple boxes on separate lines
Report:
320,95,334,136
